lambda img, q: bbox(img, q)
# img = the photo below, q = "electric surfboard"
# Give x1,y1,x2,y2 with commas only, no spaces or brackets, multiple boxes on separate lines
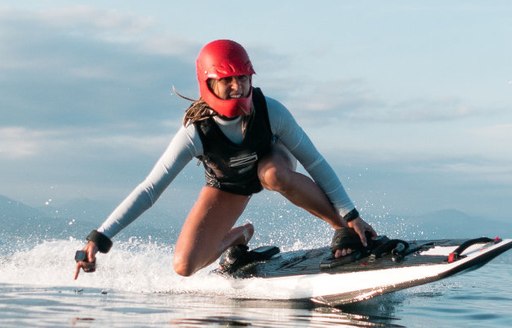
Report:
218,237,512,306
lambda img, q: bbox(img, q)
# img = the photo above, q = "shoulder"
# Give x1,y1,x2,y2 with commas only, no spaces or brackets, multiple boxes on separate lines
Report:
262,95,299,133
183,122,202,143
264,95,295,121
169,123,203,156
264,95,288,112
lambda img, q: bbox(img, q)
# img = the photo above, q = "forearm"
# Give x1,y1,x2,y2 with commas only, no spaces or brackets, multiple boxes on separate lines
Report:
281,128,355,216
97,183,158,238
267,96,356,216
303,153,356,217
97,126,199,238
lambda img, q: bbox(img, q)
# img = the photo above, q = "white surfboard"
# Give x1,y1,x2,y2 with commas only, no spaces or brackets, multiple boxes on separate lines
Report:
219,237,512,306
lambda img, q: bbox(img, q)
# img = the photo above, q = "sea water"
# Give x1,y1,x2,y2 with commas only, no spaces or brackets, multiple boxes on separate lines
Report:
1,201,511,327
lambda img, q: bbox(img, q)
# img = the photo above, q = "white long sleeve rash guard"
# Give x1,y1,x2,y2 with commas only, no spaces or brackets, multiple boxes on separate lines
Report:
97,96,356,238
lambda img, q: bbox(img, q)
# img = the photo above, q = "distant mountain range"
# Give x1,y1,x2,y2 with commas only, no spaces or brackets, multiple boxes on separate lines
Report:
383,208,511,239
0,194,94,240
0,194,178,242
0,194,44,220
1,194,510,241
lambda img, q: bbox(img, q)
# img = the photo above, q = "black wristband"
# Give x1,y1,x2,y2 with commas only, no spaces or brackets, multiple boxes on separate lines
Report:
343,208,360,223
86,230,113,253
75,250,87,262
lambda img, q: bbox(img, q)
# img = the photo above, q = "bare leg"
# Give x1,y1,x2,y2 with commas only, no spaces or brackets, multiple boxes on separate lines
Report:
258,147,347,230
258,146,359,258
173,186,254,276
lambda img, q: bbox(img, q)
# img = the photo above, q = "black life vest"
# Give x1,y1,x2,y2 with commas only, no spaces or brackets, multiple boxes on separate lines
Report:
195,87,273,195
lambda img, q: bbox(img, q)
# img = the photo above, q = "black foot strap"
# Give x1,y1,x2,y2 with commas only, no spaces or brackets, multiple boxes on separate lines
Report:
321,234,391,270
447,237,497,263
218,245,280,274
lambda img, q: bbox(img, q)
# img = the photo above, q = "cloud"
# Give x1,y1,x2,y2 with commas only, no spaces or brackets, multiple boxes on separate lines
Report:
475,123,512,141
0,127,50,159
281,78,500,124
374,98,487,122
5,5,497,133
433,160,512,185
0,6,197,130
0,123,176,161
284,77,378,112
0,123,178,206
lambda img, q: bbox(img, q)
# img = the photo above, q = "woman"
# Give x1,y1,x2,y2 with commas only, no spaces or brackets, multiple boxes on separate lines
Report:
74,39,377,279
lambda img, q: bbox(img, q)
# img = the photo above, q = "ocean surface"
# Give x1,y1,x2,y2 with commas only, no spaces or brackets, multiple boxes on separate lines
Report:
1,196,511,327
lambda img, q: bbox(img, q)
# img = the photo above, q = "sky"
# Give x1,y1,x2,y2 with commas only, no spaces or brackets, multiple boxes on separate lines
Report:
1,1,511,221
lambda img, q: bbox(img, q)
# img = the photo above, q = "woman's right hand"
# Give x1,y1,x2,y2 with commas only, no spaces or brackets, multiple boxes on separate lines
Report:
73,241,99,280
348,216,377,248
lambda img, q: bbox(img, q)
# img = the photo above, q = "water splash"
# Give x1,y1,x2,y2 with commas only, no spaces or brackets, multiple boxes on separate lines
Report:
0,237,320,301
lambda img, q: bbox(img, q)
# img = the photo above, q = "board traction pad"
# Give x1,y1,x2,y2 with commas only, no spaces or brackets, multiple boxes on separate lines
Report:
230,238,510,279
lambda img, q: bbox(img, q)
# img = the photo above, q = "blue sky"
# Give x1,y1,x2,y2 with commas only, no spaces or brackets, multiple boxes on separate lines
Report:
1,1,511,220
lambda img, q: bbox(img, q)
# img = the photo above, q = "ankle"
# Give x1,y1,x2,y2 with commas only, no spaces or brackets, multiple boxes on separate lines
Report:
242,223,254,244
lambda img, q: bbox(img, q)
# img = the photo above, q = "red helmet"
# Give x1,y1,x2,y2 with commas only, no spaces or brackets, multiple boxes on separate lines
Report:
196,40,256,118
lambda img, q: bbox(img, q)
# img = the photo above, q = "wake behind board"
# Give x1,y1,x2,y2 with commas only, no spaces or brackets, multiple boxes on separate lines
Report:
219,237,512,306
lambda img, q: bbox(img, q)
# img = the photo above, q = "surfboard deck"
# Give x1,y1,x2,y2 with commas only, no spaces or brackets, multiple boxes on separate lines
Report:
220,237,512,306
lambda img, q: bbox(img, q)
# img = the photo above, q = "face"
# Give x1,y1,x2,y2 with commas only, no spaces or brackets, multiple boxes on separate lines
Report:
209,75,251,100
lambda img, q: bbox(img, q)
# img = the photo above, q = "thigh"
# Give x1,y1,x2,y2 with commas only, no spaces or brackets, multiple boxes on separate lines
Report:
259,141,297,173
175,186,250,265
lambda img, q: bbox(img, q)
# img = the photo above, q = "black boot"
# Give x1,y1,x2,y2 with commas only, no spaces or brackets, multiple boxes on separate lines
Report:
218,244,250,274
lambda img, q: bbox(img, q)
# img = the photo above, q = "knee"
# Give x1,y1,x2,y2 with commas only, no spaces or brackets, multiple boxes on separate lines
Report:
173,253,195,277
258,165,290,193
